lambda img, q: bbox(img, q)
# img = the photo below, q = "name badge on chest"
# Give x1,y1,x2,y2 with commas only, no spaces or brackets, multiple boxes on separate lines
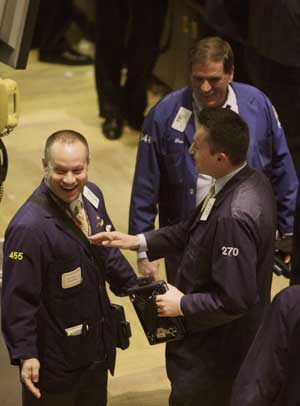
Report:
171,107,192,132
83,186,99,209
200,198,216,221
62,267,82,289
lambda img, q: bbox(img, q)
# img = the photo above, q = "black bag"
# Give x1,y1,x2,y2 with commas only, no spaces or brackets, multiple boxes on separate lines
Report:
128,278,186,345
110,304,132,350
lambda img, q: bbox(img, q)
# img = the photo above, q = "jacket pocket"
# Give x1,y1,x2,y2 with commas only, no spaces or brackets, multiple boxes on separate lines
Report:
64,319,104,369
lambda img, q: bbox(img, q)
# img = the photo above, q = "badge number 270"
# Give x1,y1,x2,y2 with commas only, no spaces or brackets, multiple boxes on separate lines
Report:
222,246,239,256
9,251,24,260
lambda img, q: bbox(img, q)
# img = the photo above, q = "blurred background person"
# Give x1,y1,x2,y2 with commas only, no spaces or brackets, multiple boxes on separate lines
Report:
33,0,93,65
94,0,168,140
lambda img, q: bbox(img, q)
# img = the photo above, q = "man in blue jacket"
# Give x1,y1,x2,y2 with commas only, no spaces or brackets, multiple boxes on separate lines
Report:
1,130,137,406
129,36,298,282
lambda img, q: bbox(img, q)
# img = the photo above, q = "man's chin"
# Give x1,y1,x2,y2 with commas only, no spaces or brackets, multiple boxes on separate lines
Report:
60,189,80,203
203,100,219,109
198,97,221,109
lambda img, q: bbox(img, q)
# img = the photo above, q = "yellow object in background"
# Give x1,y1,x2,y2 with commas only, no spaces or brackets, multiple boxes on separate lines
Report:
0,78,19,135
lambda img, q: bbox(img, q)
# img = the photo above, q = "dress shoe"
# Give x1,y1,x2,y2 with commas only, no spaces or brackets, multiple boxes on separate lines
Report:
102,118,123,140
39,48,93,66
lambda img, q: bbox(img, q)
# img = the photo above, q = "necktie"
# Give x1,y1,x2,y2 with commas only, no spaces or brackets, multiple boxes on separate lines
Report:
201,181,216,213
73,200,90,237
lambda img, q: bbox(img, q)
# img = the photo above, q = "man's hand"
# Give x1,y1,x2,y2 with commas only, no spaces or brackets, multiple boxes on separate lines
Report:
156,284,184,317
21,358,41,399
138,258,160,280
89,231,140,250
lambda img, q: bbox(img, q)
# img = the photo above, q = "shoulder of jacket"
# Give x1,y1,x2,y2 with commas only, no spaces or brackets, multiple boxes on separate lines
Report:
233,81,270,104
6,201,46,235
149,87,190,115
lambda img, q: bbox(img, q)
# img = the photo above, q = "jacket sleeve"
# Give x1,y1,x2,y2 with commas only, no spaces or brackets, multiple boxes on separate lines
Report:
1,224,43,365
180,217,261,328
231,290,291,406
128,108,163,235
145,214,196,260
94,189,137,295
266,97,298,235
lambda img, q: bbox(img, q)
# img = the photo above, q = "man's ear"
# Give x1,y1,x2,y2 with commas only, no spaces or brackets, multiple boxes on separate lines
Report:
216,152,227,162
42,158,48,171
229,65,235,82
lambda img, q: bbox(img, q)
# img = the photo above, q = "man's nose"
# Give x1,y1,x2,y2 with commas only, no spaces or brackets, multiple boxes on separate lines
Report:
201,80,211,93
189,144,194,155
63,171,75,184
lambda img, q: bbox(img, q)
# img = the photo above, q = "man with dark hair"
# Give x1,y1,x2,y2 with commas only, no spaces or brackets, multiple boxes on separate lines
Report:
1,130,137,405
129,36,297,283
90,108,276,406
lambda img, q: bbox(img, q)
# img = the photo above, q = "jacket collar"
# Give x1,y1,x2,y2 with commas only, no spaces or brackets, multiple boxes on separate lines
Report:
210,164,254,210
33,181,93,250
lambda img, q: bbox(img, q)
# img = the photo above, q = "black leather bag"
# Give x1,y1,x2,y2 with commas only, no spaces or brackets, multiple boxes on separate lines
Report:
128,278,186,345
111,304,132,350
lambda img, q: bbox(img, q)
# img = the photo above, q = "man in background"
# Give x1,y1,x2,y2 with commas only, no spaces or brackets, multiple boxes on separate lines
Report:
129,36,297,282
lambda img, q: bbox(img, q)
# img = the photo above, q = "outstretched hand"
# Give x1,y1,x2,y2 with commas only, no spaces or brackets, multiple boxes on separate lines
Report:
89,231,140,250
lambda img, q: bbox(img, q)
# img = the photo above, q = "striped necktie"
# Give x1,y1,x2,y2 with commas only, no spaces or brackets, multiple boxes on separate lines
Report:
201,181,216,213
73,200,90,237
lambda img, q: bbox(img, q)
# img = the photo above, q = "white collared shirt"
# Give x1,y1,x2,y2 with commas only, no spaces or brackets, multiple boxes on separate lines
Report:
192,84,239,205
214,162,247,196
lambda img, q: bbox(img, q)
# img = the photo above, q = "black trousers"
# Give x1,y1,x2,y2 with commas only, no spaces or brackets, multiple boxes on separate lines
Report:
291,187,300,285
34,0,74,54
22,367,107,406
169,377,233,406
94,0,168,128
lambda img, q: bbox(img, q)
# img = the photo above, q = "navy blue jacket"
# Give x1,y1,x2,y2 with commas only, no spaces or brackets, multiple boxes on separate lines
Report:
1,181,137,392
129,82,297,236
145,166,276,403
231,285,300,406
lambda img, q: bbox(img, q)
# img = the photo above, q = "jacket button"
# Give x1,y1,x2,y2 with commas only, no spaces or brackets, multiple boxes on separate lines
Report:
189,189,194,195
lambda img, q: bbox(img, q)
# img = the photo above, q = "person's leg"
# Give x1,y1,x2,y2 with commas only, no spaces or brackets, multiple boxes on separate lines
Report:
166,339,234,406
22,386,77,406
76,367,108,406
124,0,168,130
94,0,129,139
34,0,73,55
34,0,93,65
169,377,233,406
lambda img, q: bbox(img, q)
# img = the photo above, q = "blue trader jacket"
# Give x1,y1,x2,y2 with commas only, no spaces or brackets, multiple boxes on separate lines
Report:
129,82,298,237
2,181,137,393
231,285,300,406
